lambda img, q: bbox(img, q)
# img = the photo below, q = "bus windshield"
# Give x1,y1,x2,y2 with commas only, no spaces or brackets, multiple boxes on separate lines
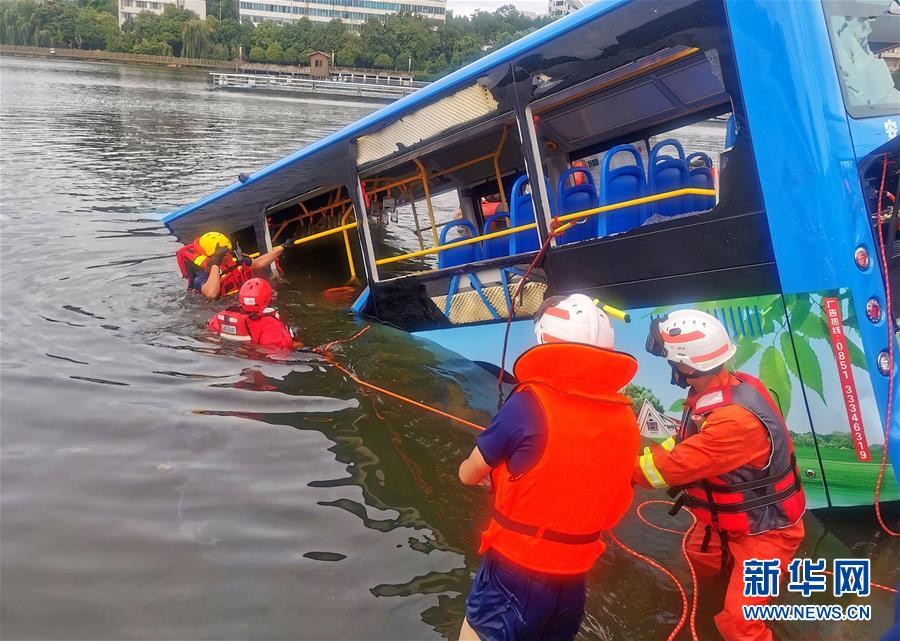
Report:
822,0,900,118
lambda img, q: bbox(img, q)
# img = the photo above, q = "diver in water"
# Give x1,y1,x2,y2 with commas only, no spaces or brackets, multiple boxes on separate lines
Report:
457,294,640,641
176,231,295,300
208,278,299,350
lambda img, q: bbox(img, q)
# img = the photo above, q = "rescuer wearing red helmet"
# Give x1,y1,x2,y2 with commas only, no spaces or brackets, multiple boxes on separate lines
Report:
457,294,640,641
175,231,296,300
637,309,806,641
208,278,297,350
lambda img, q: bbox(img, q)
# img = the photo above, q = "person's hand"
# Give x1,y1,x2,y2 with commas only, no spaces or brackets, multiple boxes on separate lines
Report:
209,244,229,267
280,235,299,250
477,475,492,490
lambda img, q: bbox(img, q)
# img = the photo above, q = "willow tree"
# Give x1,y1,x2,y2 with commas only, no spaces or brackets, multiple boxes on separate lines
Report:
181,18,211,59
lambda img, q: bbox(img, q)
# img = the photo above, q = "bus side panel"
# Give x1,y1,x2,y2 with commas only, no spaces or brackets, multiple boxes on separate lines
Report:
594,295,831,509
725,0,899,490
784,291,899,508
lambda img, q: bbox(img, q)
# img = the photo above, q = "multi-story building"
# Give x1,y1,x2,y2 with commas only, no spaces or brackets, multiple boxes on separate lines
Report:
547,0,585,18
238,0,446,28
118,0,206,25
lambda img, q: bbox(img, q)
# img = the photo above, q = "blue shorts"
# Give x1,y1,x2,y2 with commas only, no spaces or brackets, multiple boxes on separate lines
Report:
465,550,586,641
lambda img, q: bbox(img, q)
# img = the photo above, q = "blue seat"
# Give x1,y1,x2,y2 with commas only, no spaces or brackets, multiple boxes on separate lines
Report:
649,139,689,217
556,166,599,245
482,213,510,259
685,151,716,212
438,219,481,268
509,174,549,255
600,145,649,235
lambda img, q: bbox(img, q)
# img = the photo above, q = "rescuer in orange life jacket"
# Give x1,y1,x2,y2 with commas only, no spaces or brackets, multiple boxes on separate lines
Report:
176,231,294,300
636,309,806,641
457,293,640,641
208,278,298,351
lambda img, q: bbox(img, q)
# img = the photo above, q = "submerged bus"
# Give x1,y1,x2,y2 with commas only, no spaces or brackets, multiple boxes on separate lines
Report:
164,0,900,511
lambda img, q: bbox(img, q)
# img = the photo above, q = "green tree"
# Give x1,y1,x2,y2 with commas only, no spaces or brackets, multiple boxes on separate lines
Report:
372,52,392,69
622,384,664,417
282,45,299,65
265,40,282,63
206,0,237,21
211,17,241,59
248,44,265,62
181,18,211,58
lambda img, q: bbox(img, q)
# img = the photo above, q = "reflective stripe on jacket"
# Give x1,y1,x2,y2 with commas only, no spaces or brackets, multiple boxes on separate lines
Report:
638,372,805,535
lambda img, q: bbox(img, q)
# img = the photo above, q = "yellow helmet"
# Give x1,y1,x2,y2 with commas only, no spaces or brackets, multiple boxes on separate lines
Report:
198,232,232,256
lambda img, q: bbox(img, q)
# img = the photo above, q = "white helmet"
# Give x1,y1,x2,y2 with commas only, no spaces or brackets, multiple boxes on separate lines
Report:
534,294,614,348
647,309,735,372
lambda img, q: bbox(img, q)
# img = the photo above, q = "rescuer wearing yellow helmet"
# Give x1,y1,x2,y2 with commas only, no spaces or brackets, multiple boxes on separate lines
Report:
175,231,296,300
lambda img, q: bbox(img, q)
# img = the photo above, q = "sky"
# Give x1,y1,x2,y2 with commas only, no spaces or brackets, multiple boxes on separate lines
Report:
446,0,549,16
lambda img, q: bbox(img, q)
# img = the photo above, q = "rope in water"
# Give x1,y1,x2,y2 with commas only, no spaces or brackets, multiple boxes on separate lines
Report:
874,153,899,537
316,319,898,641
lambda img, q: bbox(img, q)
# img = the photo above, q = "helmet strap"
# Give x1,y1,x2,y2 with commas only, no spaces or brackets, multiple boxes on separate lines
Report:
670,363,723,389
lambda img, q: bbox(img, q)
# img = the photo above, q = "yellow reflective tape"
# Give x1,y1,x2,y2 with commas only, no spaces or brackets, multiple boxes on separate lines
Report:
639,450,668,489
661,437,676,452
193,255,207,267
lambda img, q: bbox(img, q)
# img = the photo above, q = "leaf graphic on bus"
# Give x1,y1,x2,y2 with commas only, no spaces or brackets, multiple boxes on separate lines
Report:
795,311,828,340
760,346,792,419
733,339,761,369
846,338,867,369
788,296,811,330
669,398,685,413
780,331,825,402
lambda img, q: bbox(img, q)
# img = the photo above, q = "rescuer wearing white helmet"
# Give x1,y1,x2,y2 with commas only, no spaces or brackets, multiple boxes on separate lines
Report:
637,309,806,641
458,294,640,641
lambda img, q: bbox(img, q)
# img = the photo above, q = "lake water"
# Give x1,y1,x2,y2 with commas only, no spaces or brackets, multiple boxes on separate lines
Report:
1,55,897,641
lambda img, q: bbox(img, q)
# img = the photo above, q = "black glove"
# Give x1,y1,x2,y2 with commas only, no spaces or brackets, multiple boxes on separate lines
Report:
281,235,299,250
209,244,229,269
241,255,252,267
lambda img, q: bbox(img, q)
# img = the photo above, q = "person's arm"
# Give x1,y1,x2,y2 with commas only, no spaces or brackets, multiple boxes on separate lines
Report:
250,245,285,271
459,446,492,486
634,405,772,489
200,264,222,299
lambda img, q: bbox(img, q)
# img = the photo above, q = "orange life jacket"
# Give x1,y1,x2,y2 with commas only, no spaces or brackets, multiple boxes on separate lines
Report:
676,372,806,534
480,343,640,575
208,306,292,348
175,239,251,297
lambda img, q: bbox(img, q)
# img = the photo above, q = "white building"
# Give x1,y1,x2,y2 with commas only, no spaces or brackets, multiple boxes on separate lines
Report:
118,0,206,25
548,0,585,17
239,0,447,27
636,399,680,440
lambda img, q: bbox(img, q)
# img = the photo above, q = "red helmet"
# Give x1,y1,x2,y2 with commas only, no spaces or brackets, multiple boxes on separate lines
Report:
239,278,272,314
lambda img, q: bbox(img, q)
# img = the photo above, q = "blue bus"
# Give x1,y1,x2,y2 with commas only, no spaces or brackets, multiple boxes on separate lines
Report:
165,0,900,511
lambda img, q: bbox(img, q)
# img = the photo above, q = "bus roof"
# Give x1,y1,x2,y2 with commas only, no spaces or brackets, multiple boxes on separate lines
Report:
163,0,720,240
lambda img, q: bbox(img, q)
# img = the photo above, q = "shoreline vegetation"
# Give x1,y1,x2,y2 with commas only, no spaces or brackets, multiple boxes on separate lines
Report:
0,0,555,79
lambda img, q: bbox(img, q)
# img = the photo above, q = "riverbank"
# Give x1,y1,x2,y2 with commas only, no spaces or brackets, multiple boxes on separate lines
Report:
0,44,237,70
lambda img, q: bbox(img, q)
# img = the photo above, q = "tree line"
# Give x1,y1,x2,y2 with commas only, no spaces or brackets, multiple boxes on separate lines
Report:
0,0,553,75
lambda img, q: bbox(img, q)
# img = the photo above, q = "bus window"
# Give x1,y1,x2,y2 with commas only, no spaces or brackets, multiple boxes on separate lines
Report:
822,0,900,118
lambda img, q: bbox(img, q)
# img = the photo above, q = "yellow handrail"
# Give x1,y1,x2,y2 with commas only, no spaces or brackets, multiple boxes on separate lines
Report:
340,208,357,280
375,187,715,266
248,221,359,258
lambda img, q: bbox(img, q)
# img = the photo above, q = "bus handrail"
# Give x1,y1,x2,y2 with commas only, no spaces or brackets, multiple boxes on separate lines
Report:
374,187,716,266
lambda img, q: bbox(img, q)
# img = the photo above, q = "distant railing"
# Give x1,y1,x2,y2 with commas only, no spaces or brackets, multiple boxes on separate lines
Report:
0,45,427,80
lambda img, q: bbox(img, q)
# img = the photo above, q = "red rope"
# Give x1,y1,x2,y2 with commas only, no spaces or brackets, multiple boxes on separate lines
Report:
874,153,899,537
607,531,690,641
497,219,572,400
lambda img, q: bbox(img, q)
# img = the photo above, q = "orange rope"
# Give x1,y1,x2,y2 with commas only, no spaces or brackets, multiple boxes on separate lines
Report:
317,325,486,432
607,531,689,641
